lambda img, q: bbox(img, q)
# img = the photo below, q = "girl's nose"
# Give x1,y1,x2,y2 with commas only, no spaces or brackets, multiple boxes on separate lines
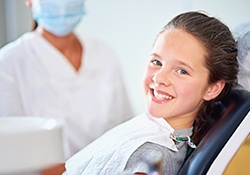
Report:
152,70,171,87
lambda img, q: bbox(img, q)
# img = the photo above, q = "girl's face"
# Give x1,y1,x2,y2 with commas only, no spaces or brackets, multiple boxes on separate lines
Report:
144,29,221,129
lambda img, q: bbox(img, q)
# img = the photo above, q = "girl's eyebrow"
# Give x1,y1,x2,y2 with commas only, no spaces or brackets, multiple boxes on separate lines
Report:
150,53,162,59
174,60,194,72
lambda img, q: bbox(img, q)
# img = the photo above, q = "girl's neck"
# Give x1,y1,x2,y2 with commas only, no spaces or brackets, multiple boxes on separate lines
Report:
165,115,195,130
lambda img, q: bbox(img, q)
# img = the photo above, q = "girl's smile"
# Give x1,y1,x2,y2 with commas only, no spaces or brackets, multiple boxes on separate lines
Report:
149,85,174,103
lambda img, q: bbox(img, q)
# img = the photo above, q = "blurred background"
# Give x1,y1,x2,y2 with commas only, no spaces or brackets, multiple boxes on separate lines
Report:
1,0,250,115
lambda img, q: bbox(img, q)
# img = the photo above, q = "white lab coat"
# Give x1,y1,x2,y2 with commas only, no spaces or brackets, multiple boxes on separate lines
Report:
64,113,178,175
0,32,134,157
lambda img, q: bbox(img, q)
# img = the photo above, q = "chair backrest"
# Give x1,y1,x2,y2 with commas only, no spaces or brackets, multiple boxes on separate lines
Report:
178,89,250,175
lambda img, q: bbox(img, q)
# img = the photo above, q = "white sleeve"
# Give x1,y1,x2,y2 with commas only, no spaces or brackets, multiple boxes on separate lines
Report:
61,170,68,175
0,70,24,116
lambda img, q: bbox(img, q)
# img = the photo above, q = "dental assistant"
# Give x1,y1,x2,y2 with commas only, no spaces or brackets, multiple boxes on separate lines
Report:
0,0,133,157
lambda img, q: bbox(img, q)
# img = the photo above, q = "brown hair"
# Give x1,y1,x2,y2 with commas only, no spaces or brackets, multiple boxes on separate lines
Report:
159,11,238,144
31,20,38,31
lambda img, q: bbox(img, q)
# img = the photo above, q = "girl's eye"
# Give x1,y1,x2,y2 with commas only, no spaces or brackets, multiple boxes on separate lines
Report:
177,69,188,75
151,59,162,66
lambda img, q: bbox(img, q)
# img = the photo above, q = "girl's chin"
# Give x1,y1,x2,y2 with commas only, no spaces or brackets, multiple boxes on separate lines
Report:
152,115,163,119
147,110,164,118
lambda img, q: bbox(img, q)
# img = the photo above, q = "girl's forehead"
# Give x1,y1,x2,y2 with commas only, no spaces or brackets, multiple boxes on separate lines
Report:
155,29,206,55
152,28,208,68
158,28,204,46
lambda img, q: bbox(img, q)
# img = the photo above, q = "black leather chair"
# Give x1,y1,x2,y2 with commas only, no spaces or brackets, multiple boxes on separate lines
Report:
178,89,250,175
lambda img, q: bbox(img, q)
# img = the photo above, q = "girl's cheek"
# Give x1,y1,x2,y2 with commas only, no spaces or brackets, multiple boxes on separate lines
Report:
143,71,153,92
143,75,150,89
143,68,152,82
176,82,193,97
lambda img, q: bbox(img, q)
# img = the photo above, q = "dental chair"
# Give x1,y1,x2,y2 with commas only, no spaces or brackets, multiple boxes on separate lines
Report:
178,89,250,175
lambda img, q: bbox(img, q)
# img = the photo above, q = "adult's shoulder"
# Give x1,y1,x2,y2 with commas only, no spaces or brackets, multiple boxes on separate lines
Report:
0,32,36,63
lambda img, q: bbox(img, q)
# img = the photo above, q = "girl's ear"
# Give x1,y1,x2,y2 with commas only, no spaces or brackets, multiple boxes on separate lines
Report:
203,81,225,101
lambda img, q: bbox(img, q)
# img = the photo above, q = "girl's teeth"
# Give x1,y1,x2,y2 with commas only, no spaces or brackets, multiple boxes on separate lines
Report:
154,90,172,100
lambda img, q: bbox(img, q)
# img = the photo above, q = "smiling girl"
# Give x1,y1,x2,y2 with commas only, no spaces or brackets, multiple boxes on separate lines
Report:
63,11,238,175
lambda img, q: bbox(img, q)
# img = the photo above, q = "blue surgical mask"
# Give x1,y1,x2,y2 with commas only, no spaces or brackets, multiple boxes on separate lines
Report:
32,0,86,36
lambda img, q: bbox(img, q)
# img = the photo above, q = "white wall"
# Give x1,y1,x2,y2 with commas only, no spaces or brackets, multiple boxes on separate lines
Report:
1,0,250,115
